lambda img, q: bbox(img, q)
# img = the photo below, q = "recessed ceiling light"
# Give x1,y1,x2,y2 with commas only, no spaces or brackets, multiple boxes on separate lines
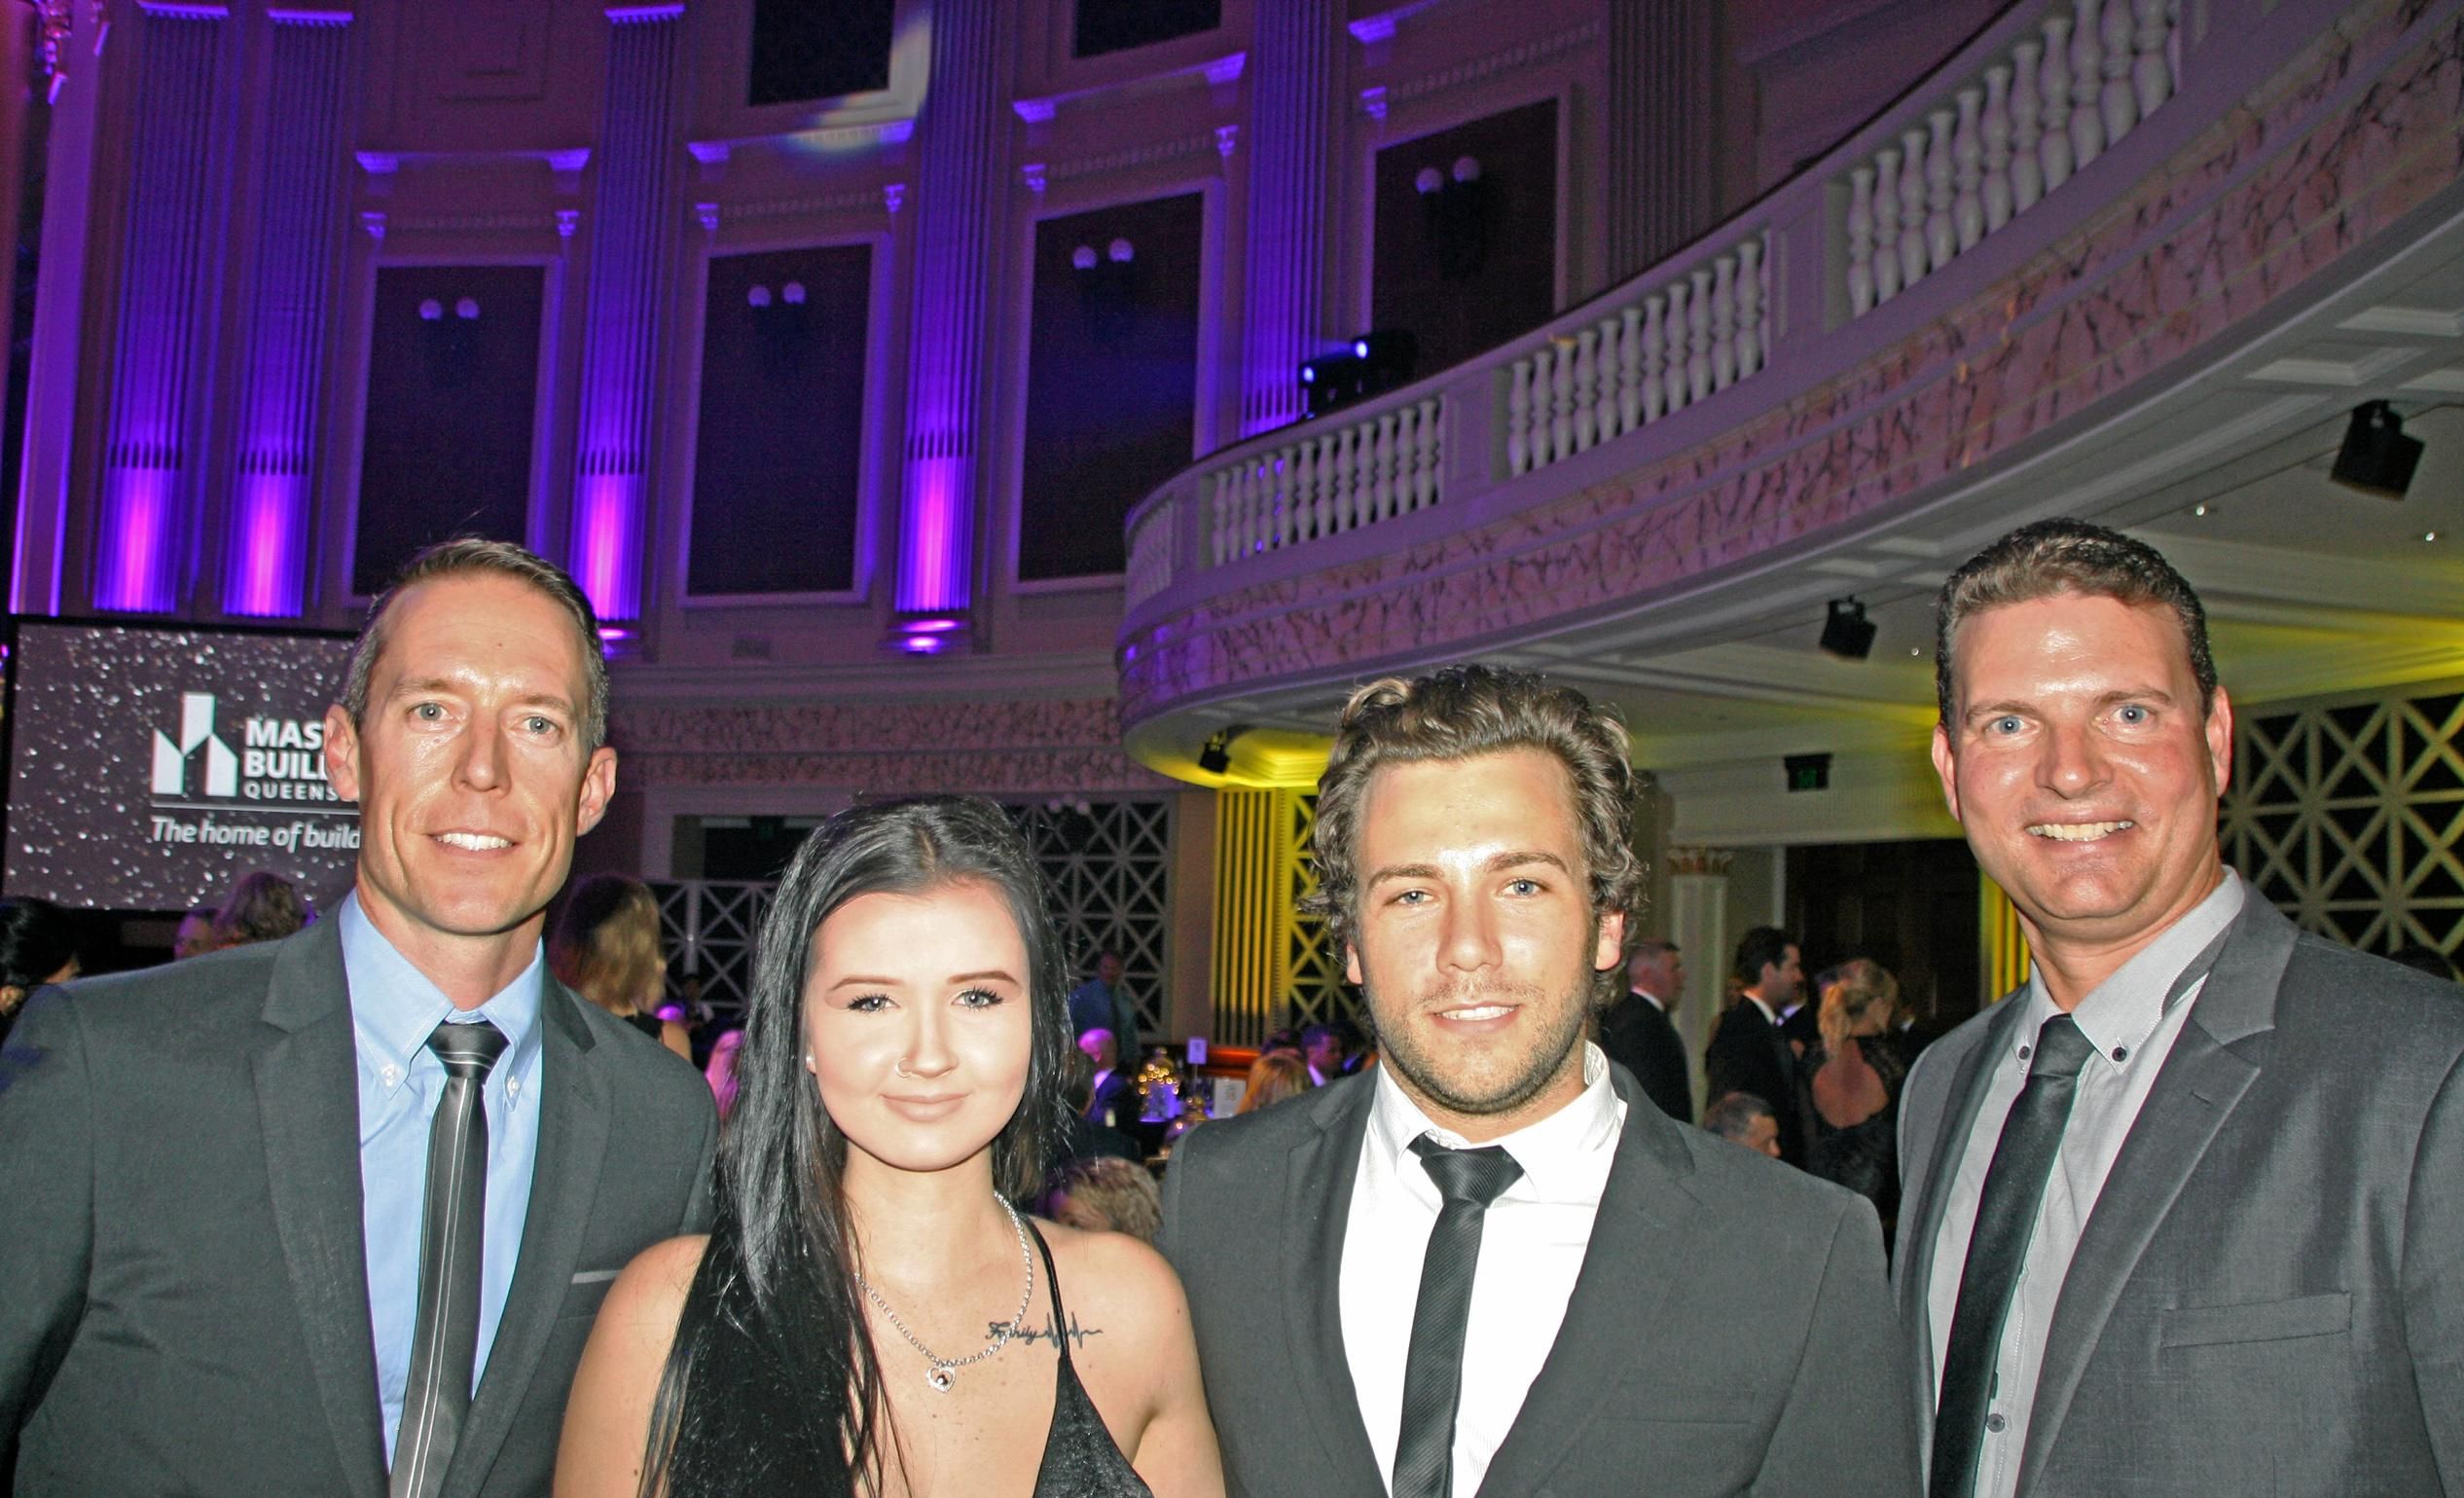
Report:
2192,503,2210,517
1909,646,1923,657
2426,530,2440,541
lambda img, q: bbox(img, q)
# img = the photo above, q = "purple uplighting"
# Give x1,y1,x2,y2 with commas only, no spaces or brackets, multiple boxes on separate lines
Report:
565,7,683,627
895,457,967,613
226,471,308,618
93,7,225,614
94,465,175,613
221,13,352,618
574,471,645,623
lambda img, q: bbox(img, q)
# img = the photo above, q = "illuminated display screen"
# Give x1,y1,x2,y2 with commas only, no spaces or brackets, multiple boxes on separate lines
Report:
6,622,358,911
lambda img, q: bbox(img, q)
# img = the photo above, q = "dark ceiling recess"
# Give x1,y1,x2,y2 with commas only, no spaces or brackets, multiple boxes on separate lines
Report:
748,0,894,107
1073,0,1220,59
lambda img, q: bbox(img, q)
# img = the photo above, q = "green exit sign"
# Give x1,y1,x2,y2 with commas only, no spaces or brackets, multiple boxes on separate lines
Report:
1785,753,1832,792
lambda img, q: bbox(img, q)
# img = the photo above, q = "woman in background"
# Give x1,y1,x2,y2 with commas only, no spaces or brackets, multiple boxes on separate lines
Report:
209,870,311,949
551,873,692,1061
0,896,79,1049
556,797,1219,1497
1802,957,1909,1232
1234,1050,1311,1116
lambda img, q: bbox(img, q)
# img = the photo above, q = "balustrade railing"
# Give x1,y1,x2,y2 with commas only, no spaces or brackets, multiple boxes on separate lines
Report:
1506,231,1769,477
1120,0,2245,630
1204,395,1442,569
1843,0,2177,316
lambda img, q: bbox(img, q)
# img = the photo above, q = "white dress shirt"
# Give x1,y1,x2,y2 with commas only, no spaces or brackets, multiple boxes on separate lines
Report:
1925,870,2245,1498
1340,1041,1624,1496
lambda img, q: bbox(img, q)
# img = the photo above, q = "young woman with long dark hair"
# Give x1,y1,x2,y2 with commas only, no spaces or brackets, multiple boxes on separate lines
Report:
556,797,1220,1497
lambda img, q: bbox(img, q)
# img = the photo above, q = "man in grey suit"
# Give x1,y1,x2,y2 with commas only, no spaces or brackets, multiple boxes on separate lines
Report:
1160,665,1915,1498
0,540,717,1497
1900,519,2464,1497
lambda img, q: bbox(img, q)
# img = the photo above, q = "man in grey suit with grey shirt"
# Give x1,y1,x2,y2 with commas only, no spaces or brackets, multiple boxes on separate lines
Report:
1162,665,1916,1498
0,540,715,1497
1900,519,2463,1497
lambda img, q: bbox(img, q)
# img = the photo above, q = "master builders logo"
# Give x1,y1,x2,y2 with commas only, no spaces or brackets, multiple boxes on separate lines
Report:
150,692,343,808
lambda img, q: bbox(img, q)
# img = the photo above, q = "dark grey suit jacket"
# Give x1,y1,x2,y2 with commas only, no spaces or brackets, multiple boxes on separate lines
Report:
0,915,718,1498
1894,895,2464,1495
1158,1063,1918,1498
1597,989,1693,1122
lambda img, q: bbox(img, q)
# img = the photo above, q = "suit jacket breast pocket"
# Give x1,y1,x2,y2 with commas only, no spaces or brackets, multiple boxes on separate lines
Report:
2158,1291,2350,1349
558,1271,620,1324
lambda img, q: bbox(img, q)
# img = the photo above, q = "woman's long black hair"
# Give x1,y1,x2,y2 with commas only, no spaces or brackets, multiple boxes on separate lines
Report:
640,797,1074,1496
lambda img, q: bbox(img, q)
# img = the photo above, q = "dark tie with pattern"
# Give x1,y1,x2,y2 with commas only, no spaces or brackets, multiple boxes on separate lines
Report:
1392,1136,1525,1498
1929,1012,2099,1498
391,1018,509,1498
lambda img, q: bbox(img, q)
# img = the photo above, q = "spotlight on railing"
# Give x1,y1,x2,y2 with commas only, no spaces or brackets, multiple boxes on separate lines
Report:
1298,330,1419,420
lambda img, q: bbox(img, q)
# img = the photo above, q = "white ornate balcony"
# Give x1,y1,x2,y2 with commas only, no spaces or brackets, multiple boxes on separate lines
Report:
1118,0,2464,796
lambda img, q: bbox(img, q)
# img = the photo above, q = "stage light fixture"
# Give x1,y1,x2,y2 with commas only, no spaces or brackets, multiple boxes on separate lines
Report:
1196,725,1249,776
1819,598,1876,660
2331,400,2423,499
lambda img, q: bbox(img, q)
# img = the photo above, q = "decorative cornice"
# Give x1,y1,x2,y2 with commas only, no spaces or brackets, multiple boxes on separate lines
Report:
719,187,899,223
379,212,566,234
1046,132,1222,184
1664,846,1736,878
1377,20,1603,112
607,697,1176,796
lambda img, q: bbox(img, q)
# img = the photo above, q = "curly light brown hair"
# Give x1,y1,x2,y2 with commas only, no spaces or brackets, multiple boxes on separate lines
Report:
1300,664,1646,957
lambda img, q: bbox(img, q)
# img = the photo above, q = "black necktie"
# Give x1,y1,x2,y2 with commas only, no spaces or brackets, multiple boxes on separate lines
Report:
1393,1136,1524,1498
391,1018,509,1498
1929,1013,2098,1498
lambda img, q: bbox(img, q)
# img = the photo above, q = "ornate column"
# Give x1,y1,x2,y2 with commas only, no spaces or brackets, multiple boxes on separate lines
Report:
889,0,1013,648
92,2,230,613
1234,0,1343,438
222,10,354,618
567,3,685,628
1607,0,1717,284
1663,844,1733,1110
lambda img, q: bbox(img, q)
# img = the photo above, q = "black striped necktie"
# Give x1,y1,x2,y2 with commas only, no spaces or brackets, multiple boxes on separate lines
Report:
1392,1135,1524,1498
391,1017,508,1498
1929,1012,2098,1498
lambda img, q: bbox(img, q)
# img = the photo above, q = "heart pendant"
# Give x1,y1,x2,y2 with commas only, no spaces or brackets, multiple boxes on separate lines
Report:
926,1366,955,1393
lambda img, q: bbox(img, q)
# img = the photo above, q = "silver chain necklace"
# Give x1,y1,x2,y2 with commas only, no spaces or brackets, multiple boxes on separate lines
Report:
852,1196,1034,1393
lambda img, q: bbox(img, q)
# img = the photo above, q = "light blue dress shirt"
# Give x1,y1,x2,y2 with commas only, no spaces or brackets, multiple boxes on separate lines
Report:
341,893,545,1463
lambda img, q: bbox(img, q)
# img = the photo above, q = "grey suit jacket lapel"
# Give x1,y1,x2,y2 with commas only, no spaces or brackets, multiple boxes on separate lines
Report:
1283,1078,1388,1493
446,977,611,1498
254,918,388,1498
2016,895,2287,1488
1474,1067,1693,1498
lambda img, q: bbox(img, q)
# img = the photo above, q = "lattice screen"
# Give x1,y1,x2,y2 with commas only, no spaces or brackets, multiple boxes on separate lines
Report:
2222,684,2464,962
1010,799,1176,1041
1285,792,1361,1031
651,880,773,1022
649,796,1177,1035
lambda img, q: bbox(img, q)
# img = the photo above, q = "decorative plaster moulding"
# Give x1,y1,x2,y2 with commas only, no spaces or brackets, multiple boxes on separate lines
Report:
1045,133,1223,184
353,148,592,181
135,1,228,17
265,8,352,22
1379,21,1603,111
1011,50,1245,125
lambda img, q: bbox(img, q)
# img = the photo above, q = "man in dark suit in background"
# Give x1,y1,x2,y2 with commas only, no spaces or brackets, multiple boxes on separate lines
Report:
0,540,716,1498
1898,520,2463,1497
1595,937,1692,1121
1162,665,1914,1498
1705,926,1809,1163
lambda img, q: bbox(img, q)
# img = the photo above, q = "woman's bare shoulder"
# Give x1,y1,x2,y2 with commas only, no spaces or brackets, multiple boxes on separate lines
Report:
1033,1219,1193,1338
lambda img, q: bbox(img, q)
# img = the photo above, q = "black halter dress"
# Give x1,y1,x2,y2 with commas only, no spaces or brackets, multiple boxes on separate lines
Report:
659,1211,1151,1497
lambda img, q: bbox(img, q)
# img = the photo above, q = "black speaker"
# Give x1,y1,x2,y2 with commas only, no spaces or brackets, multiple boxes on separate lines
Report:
2331,401,2423,499
1820,599,1876,660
